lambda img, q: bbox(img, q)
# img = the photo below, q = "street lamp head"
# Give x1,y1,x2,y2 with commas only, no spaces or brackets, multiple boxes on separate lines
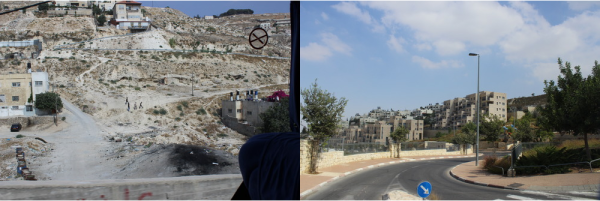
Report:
469,53,479,56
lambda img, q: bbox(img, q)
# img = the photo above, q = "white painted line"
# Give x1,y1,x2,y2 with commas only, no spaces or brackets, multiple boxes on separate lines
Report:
409,159,416,161
507,194,539,200
439,157,445,159
567,191,598,197
344,172,352,176
367,165,374,168
389,161,396,164
378,163,385,166
356,168,364,171
448,156,454,158
520,190,588,200
331,176,339,181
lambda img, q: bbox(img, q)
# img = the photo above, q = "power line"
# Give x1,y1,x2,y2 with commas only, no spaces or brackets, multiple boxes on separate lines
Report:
0,1,51,16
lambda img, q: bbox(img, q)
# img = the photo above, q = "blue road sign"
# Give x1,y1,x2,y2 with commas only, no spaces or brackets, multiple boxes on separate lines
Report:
417,181,432,198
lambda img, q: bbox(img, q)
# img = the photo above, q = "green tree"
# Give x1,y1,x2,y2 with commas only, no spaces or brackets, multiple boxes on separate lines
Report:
453,122,477,155
259,97,290,133
538,58,600,161
513,112,536,142
38,2,49,12
97,14,106,26
301,79,348,174
35,92,63,111
390,126,409,158
480,113,504,143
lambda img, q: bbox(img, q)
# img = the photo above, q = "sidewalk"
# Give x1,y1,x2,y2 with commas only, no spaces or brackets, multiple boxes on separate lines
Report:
450,160,600,193
300,153,477,199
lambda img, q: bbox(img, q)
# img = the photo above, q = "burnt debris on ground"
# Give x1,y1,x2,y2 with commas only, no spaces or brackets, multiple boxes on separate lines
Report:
169,144,236,176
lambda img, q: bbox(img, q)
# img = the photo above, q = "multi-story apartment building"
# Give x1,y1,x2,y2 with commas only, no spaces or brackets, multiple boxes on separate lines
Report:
0,72,49,117
112,1,150,31
432,91,507,129
388,116,424,141
362,120,393,145
341,125,362,143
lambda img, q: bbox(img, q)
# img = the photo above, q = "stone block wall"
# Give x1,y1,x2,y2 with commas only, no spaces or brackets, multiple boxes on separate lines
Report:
300,140,474,174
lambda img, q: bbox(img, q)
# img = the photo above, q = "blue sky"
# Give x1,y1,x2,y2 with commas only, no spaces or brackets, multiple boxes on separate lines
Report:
301,1,600,122
138,1,290,18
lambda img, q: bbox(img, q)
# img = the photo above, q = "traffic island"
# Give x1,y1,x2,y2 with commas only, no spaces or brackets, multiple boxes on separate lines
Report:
449,160,600,192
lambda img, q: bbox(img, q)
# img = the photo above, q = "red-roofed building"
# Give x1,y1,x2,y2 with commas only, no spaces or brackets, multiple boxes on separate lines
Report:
111,1,150,31
267,90,289,102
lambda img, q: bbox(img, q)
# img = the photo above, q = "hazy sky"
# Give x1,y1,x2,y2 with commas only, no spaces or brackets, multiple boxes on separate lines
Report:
138,1,290,17
301,1,600,121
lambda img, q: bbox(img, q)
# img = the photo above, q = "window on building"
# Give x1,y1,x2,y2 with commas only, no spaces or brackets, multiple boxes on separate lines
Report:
228,109,232,113
247,111,252,115
26,105,33,112
35,81,43,86
236,109,241,113
12,82,20,87
119,5,124,9
12,106,18,110
12,96,19,101
0,95,4,102
1,106,6,109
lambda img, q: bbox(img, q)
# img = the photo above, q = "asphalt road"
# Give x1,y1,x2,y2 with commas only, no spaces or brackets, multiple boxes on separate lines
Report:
304,157,592,200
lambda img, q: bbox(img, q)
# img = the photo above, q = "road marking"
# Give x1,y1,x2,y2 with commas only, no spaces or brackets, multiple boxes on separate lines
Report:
367,165,374,168
507,194,539,200
356,168,363,171
520,190,592,200
567,191,598,197
344,172,352,176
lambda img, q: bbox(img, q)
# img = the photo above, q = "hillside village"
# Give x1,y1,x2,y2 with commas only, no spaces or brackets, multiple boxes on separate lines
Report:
0,1,290,181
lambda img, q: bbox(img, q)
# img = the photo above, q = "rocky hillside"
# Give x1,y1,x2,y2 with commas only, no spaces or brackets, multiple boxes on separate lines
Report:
0,4,291,155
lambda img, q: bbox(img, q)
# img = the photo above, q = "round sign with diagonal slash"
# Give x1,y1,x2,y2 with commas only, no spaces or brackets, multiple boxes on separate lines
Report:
249,28,269,49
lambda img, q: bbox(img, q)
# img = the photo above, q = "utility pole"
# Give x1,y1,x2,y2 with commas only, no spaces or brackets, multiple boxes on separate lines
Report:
191,73,194,96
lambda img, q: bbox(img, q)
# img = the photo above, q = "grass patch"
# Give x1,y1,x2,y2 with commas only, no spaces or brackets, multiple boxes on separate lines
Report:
159,108,167,115
196,108,207,115
16,134,24,138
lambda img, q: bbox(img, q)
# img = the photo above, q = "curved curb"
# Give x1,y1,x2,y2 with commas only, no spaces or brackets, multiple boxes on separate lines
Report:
300,155,474,200
449,163,520,191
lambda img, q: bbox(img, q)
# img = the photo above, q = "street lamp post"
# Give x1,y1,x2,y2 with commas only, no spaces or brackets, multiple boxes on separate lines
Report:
469,53,480,166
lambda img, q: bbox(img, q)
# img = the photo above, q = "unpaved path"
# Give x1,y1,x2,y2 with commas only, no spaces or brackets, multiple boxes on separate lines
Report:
32,98,116,180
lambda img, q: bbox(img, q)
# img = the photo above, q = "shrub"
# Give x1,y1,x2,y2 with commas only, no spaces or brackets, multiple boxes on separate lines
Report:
175,117,181,121
159,108,167,115
516,145,573,175
217,133,228,138
153,110,159,115
16,134,24,138
144,142,153,148
134,87,141,91
61,117,66,121
196,108,207,115
176,105,182,111
179,112,184,117
181,101,189,108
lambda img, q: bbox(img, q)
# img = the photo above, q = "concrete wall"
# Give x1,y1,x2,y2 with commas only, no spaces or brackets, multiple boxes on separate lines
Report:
300,140,474,173
0,116,54,126
222,116,255,137
0,174,242,200
47,9,93,16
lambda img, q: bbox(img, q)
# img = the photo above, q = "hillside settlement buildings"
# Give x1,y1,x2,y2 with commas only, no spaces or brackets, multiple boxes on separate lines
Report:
339,91,507,145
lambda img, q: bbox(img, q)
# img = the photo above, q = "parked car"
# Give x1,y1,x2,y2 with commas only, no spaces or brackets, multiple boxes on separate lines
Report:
10,123,22,132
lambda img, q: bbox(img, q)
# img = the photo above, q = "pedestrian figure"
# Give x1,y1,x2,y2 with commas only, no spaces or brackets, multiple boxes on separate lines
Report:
126,97,128,105
134,102,137,110
127,102,130,112
139,102,143,109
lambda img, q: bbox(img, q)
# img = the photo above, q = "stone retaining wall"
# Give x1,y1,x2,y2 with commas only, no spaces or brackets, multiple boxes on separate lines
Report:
300,140,474,173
